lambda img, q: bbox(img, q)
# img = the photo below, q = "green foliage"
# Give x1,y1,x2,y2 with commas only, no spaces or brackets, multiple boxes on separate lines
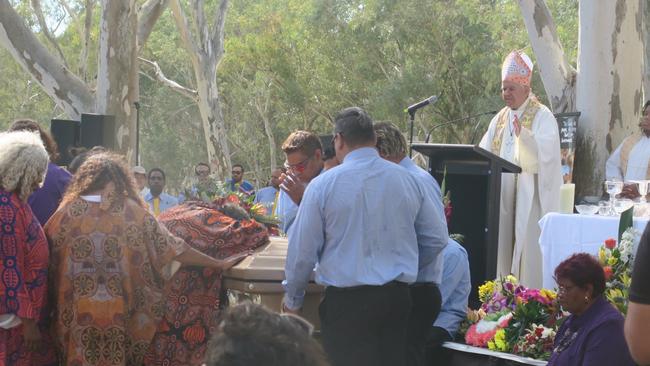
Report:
0,0,579,191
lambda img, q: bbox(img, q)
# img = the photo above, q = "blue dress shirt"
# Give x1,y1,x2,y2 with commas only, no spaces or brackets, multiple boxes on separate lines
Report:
143,191,179,215
434,239,471,338
399,157,447,284
253,186,279,215
226,179,255,196
283,147,448,310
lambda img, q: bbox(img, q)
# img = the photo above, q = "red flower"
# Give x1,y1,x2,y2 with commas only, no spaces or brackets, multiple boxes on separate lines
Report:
535,327,543,337
603,266,613,280
605,238,616,249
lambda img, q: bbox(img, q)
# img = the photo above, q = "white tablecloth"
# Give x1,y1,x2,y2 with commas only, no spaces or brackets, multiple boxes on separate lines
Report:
538,212,649,289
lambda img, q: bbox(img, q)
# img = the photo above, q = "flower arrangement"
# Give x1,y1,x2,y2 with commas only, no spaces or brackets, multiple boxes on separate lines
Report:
597,227,636,314
463,276,562,360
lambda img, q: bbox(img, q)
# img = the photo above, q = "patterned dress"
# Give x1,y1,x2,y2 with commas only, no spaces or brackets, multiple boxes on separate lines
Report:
144,202,269,365
0,190,56,365
45,196,189,365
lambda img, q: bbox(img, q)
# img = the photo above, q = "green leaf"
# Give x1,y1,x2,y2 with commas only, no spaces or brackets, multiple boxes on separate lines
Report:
618,206,633,242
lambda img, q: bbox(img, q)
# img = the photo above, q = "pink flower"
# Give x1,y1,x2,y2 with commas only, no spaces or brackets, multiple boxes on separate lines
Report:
605,238,616,250
603,266,613,280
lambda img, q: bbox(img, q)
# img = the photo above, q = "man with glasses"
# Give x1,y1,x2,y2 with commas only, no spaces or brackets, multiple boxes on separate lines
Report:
179,162,215,202
253,167,284,215
283,107,447,366
276,131,324,233
227,164,255,197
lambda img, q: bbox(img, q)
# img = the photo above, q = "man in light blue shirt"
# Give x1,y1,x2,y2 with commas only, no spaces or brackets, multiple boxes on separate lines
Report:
374,122,448,366
276,131,324,233
143,168,178,217
432,238,471,342
283,107,447,366
253,168,283,215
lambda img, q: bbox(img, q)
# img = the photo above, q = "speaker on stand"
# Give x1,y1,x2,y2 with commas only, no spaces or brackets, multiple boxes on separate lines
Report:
80,113,116,150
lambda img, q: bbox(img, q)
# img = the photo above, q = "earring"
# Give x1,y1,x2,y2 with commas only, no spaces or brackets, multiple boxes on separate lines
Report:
584,296,589,303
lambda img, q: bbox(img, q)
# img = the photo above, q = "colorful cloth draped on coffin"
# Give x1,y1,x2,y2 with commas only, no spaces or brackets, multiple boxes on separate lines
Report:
144,201,269,366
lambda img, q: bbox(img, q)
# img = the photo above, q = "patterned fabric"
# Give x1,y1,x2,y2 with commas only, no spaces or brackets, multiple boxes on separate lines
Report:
45,196,188,366
501,50,533,86
144,202,269,366
0,190,56,365
491,95,542,154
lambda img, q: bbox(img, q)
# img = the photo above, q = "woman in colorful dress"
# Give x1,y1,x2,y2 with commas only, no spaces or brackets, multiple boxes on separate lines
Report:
45,152,249,365
0,131,57,365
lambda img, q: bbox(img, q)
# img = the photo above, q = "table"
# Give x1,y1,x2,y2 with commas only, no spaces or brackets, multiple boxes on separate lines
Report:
440,342,547,365
538,213,649,289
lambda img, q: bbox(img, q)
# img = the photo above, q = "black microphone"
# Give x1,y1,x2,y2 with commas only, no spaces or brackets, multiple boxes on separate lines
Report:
424,110,498,143
405,95,439,115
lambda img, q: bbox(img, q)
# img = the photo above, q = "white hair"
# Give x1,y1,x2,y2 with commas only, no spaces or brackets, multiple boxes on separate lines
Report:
0,131,49,201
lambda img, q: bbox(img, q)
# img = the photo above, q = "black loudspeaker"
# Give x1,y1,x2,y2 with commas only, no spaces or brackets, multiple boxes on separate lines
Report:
50,119,80,166
80,113,116,150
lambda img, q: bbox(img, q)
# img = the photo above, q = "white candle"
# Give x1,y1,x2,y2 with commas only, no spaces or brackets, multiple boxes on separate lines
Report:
559,183,575,214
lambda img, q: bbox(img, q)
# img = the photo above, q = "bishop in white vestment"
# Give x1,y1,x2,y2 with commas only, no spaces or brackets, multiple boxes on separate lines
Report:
479,51,562,288
606,100,650,182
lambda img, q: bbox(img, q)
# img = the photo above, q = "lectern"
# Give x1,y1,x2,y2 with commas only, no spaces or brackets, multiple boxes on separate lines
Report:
411,143,521,308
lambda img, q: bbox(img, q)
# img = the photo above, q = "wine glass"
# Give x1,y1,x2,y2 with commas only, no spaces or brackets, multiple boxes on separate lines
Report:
604,180,623,213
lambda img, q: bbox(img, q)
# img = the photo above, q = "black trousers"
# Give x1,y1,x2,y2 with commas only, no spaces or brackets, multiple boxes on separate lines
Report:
426,326,454,365
406,283,442,366
319,282,411,366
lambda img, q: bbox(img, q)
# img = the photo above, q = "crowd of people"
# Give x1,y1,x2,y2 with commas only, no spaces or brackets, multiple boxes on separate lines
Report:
0,48,650,366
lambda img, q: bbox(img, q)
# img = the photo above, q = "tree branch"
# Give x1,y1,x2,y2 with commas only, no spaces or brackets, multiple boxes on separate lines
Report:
31,0,69,66
137,0,168,52
170,0,199,55
0,0,93,118
210,0,228,60
139,57,198,100
191,0,208,51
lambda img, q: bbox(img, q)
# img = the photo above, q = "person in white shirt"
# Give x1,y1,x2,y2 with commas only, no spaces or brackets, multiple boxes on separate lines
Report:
606,100,650,182
478,50,562,288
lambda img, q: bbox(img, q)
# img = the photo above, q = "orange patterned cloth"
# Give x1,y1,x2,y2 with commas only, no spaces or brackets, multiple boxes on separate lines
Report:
45,197,188,365
144,202,269,366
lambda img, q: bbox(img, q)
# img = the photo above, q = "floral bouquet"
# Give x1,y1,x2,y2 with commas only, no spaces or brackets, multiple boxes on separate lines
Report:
597,227,636,314
512,323,556,360
463,276,562,360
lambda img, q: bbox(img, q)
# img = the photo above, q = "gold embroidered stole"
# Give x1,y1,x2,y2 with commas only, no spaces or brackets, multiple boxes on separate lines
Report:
491,96,542,154
620,133,650,179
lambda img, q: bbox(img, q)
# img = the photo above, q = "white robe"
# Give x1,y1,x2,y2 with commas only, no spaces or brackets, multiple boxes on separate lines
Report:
605,135,650,181
479,96,562,288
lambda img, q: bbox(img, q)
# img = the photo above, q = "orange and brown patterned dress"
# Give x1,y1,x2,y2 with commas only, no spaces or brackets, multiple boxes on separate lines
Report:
45,197,188,365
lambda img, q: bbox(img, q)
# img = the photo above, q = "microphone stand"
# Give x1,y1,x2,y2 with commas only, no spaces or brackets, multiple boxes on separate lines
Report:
408,111,416,157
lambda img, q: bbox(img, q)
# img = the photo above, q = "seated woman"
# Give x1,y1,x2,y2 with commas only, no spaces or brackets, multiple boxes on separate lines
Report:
0,131,56,365
547,253,634,366
45,152,249,365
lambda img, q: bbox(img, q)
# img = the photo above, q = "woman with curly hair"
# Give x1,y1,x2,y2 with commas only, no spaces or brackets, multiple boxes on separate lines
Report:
0,131,57,365
44,152,249,365
9,119,72,225
547,253,634,366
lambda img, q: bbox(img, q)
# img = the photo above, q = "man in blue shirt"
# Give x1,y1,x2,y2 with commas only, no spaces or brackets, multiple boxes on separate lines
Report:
276,131,324,233
226,164,255,197
253,167,283,215
374,122,448,366
283,108,447,366
431,238,471,332
143,168,178,217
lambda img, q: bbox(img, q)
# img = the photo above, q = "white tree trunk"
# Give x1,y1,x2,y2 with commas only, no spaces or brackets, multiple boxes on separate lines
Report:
170,0,232,179
96,0,139,161
518,0,576,113
574,0,644,196
0,0,93,118
643,0,650,101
